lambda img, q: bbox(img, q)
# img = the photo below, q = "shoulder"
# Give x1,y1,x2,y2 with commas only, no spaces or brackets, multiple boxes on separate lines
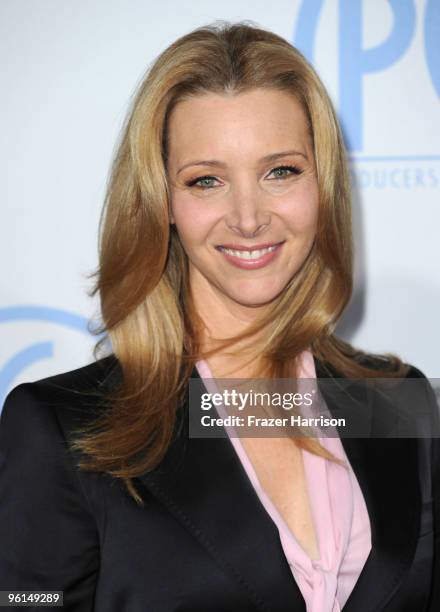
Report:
353,352,433,383
3,353,120,406
401,363,430,379
315,348,431,380
0,355,122,513
0,360,110,593
2,354,120,416
357,353,427,378
0,355,121,452
360,357,438,425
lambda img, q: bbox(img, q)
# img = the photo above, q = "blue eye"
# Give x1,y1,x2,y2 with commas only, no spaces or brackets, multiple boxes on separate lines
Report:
268,165,301,179
186,176,219,189
185,165,301,189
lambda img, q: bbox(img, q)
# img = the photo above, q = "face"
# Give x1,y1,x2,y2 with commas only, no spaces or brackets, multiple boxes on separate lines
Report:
166,88,319,319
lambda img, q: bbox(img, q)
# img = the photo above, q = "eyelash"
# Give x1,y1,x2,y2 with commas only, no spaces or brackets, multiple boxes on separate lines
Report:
185,165,302,189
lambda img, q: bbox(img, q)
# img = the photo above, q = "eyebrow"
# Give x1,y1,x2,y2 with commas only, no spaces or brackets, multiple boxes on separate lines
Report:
176,149,308,175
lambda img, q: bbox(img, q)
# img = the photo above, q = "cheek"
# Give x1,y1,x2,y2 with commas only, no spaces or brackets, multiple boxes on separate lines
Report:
278,188,319,234
171,192,219,247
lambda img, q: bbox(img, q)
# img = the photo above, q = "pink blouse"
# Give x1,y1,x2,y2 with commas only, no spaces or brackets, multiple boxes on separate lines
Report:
195,351,372,612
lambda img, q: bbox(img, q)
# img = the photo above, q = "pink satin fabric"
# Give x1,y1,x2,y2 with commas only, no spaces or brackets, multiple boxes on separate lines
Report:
195,351,372,612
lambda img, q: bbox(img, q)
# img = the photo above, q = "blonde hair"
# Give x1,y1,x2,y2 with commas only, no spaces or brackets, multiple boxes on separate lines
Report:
71,21,408,504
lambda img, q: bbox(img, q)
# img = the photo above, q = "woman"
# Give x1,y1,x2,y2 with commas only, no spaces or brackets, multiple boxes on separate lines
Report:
0,21,438,612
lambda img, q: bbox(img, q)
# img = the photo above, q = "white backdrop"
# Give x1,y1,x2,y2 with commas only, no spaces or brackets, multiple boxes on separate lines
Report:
1,0,439,412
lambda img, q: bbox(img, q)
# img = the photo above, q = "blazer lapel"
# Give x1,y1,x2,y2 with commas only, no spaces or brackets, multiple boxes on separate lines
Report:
138,363,306,612
314,358,422,612
138,359,421,612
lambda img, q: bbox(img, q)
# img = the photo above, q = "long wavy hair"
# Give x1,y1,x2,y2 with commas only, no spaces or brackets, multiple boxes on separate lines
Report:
70,21,408,504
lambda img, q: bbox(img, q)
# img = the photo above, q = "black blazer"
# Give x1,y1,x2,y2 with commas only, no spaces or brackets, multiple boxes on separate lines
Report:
0,355,439,612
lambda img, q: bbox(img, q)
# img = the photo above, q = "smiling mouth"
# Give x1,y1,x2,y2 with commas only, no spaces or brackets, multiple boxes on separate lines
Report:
216,241,285,260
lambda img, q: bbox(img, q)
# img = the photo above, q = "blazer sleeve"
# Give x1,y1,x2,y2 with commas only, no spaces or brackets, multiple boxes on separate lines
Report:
427,378,440,610
0,383,100,611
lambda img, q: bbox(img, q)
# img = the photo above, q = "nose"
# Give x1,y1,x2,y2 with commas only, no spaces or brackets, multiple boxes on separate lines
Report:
225,183,271,238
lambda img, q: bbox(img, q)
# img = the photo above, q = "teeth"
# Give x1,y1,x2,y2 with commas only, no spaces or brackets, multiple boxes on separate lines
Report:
219,245,278,259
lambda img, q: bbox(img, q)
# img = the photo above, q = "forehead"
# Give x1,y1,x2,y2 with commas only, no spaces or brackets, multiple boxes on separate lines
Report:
166,88,311,162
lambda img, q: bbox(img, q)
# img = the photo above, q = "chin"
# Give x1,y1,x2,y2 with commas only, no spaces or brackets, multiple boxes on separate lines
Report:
228,288,284,308
228,278,287,303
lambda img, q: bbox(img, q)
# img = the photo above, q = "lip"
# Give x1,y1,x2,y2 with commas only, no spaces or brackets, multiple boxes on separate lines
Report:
216,241,284,251
216,241,285,270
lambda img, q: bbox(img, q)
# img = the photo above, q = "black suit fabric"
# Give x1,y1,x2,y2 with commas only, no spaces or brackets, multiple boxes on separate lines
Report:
0,355,439,611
